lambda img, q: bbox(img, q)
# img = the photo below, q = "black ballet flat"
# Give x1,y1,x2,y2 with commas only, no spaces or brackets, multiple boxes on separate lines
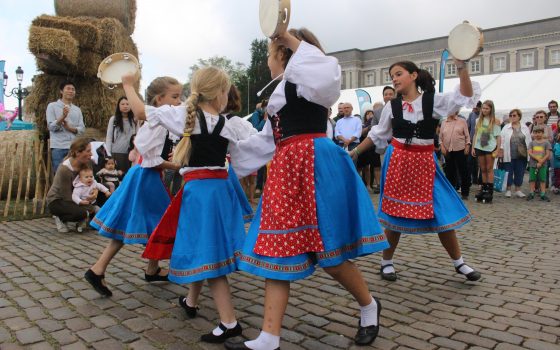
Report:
178,296,198,318
144,267,169,282
224,338,280,350
455,263,481,281
354,297,382,346
380,264,397,281
200,322,242,343
84,269,112,297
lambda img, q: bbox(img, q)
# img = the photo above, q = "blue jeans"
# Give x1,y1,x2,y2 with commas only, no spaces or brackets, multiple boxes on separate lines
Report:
503,158,527,188
51,148,69,175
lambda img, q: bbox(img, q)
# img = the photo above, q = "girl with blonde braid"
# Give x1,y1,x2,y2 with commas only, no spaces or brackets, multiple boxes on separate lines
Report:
85,77,183,297
122,67,273,344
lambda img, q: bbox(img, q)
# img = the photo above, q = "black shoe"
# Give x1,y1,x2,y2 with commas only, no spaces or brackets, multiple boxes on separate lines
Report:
380,264,397,281
178,296,198,318
200,322,243,343
84,269,112,297
455,263,481,281
355,297,382,346
224,339,280,350
144,267,168,282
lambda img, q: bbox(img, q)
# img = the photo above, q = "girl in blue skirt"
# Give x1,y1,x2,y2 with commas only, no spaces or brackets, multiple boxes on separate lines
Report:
225,28,389,350
351,60,482,283
84,77,183,297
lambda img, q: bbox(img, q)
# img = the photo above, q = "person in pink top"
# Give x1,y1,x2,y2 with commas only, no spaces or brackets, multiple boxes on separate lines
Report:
439,111,471,199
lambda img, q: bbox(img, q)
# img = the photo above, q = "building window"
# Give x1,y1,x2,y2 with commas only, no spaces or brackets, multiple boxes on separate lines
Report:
520,52,535,69
493,56,506,72
446,63,457,76
348,71,353,88
422,64,434,76
365,73,374,86
470,60,481,74
383,70,391,83
550,49,560,65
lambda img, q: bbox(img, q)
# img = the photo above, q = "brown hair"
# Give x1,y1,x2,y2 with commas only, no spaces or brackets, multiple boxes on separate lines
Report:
509,108,522,119
224,84,241,114
269,28,324,69
173,67,231,166
67,137,91,159
146,76,181,107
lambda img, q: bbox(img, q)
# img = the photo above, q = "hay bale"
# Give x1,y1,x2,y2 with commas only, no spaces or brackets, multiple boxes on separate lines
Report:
32,14,100,50
28,26,79,66
36,50,103,77
25,73,139,133
54,0,136,35
97,17,138,57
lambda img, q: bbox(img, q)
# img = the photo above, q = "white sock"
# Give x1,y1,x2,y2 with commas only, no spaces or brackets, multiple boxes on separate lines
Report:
381,259,395,274
211,320,237,336
185,295,196,307
244,331,280,350
360,296,378,327
453,257,474,275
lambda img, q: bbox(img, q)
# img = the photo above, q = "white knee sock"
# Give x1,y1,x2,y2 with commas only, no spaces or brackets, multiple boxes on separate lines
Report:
453,257,474,275
360,296,379,327
244,330,280,350
381,259,395,274
212,320,237,336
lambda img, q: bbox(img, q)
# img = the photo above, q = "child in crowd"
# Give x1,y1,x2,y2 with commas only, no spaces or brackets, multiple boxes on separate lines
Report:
96,157,123,193
553,135,560,194
72,167,111,232
527,124,552,201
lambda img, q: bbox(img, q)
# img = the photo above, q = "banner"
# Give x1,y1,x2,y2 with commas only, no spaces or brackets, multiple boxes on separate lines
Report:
0,60,5,105
439,49,449,93
354,88,372,117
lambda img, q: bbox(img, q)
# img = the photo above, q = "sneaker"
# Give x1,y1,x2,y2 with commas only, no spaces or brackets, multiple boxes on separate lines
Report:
505,190,511,198
526,193,534,201
54,216,69,233
514,191,526,198
540,194,550,202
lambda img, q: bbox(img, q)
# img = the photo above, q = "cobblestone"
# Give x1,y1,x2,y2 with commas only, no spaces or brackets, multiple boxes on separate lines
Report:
1,189,560,349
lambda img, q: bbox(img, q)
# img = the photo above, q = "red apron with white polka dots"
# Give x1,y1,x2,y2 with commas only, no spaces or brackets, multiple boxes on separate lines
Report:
254,134,326,257
381,139,435,219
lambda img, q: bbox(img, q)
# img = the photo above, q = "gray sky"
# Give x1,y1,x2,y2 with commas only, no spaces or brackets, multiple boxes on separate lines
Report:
1,0,558,109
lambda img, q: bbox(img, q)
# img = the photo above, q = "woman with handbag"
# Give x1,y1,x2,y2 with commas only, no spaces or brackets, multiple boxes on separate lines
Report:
498,109,531,198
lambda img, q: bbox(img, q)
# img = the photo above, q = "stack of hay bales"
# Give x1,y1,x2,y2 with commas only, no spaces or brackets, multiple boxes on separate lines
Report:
26,0,139,135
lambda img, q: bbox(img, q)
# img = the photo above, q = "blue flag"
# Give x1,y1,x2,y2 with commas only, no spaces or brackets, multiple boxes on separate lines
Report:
439,49,449,93
0,60,5,105
354,88,372,117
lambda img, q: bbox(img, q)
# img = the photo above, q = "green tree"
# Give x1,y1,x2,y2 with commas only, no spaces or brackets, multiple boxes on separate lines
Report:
246,38,273,115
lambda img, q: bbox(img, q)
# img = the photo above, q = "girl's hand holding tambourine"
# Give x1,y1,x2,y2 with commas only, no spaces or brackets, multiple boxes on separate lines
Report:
121,72,138,87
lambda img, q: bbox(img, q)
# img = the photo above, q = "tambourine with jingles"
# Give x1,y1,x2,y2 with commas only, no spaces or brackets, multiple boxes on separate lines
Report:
259,0,290,38
448,21,484,61
97,52,141,89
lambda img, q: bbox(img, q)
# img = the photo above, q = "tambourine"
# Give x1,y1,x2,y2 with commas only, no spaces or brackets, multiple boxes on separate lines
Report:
97,52,141,89
259,0,290,38
448,21,484,60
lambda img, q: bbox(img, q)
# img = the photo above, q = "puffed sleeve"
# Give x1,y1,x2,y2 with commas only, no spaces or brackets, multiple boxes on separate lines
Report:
433,81,482,118
367,103,393,151
221,120,276,178
134,122,168,168
225,116,258,140
283,41,341,108
145,105,187,138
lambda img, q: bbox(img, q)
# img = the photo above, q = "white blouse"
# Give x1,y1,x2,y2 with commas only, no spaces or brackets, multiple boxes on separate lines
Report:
145,105,275,177
133,121,169,168
367,83,481,149
267,41,341,117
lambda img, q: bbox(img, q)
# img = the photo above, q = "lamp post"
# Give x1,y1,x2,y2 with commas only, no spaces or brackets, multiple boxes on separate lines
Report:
4,66,30,120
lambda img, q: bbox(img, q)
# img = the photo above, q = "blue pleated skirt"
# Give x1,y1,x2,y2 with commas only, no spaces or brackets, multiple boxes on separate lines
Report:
228,165,254,223
91,165,170,244
377,144,471,234
237,137,388,281
168,177,246,284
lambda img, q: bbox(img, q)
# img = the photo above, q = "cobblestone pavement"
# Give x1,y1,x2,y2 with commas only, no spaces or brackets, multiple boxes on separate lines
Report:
1,190,559,350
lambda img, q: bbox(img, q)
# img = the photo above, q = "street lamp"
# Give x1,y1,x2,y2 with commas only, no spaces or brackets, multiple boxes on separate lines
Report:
3,66,30,120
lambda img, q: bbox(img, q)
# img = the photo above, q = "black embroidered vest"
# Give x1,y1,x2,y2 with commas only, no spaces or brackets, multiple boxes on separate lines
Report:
187,110,228,167
391,92,437,143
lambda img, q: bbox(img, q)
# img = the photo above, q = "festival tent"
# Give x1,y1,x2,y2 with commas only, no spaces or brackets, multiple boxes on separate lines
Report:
335,67,560,124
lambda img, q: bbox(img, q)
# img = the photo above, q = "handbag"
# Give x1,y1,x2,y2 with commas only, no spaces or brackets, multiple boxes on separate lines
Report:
517,142,527,158
493,159,508,192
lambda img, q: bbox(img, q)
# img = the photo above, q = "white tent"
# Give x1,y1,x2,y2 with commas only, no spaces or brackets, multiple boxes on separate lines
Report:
334,68,560,123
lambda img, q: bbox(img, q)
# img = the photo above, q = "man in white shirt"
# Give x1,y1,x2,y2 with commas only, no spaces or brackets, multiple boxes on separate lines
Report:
335,103,362,165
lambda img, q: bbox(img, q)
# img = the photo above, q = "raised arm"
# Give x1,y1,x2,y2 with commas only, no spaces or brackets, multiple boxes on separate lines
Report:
122,73,147,120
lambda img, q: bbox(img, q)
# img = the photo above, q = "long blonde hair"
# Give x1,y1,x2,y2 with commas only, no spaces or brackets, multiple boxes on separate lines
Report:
173,67,231,166
475,100,499,131
146,76,181,107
